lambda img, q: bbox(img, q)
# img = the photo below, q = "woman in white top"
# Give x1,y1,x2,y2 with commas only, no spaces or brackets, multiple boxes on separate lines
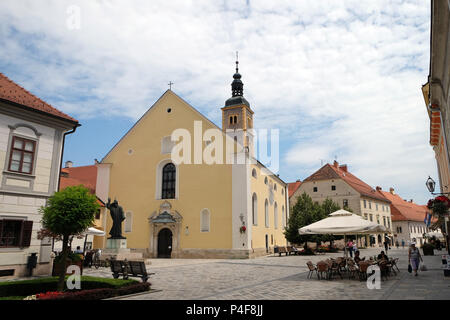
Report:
408,242,423,276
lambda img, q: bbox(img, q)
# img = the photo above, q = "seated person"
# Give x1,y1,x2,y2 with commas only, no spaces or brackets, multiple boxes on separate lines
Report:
377,251,389,261
354,250,365,264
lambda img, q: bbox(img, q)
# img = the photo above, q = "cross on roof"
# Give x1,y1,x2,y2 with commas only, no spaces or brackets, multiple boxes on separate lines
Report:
168,81,174,90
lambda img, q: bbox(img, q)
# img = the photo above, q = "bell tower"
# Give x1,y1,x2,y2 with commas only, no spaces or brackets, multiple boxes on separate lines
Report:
221,53,254,154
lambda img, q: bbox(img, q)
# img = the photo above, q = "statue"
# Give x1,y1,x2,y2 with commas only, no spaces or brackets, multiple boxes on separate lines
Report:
106,198,126,239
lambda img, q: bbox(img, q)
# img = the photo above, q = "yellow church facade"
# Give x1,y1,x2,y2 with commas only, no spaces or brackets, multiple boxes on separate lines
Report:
96,64,289,258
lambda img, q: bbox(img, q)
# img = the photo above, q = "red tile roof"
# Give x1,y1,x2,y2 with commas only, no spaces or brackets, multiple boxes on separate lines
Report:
0,72,78,123
288,181,302,198
377,190,432,222
59,165,103,207
60,165,97,191
303,162,390,203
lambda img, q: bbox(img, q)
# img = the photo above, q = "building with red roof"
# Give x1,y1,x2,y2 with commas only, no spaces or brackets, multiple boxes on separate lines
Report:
377,187,435,247
0,72,79,278
291,161,392,247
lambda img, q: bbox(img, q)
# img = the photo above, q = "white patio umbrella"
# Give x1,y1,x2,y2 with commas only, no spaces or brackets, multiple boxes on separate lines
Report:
424,231,445,239
82,227,105,253
299,209,390,256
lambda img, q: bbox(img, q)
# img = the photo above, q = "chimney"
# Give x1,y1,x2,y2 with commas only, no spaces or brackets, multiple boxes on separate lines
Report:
389,187,395,195
333,160,339,168
376,186,382,191
65,161,73,168
339,164,348,172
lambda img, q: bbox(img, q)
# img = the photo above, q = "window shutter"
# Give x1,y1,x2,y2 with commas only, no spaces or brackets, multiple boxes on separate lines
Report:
20,221,33,247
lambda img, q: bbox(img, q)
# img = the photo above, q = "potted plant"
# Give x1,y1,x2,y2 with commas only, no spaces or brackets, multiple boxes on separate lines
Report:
422,242,435,256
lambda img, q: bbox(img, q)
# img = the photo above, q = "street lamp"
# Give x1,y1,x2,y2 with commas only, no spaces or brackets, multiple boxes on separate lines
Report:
426,176,436,193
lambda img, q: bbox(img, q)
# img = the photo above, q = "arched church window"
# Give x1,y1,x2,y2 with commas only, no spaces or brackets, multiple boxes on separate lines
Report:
162,163,176,199
265,199,269,228
234,115,237,124
200,209,210,232
252,193,258,225
274,202,278,229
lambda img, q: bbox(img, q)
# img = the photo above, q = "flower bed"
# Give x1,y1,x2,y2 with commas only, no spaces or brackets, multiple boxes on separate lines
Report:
0,276,138,298
24,282,151,300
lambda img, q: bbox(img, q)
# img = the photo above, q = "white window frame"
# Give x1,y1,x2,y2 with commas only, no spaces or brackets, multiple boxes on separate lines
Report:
200,209,211,232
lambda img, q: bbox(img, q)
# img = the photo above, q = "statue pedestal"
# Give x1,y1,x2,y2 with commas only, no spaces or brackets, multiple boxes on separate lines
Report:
103,238,143,261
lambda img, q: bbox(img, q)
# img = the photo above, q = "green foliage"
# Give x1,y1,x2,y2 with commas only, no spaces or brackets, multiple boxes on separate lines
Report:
40,185,99,237
54,252,83,263
284,193,342,246
0,276,137,297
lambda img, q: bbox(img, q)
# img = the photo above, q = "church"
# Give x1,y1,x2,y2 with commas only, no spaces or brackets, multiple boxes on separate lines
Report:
95,61,289,258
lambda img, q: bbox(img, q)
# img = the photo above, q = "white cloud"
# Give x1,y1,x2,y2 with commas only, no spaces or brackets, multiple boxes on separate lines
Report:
0,0,436,203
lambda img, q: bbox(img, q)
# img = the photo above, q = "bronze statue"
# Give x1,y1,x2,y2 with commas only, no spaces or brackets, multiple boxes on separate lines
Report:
106,198,126,239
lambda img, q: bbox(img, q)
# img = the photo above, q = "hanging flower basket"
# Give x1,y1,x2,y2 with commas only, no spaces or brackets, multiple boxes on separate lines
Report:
427,196,450,217
240,226,246,234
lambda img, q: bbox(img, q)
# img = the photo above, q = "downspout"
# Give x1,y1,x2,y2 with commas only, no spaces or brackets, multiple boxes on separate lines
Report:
52,124,79,253
57,124,80,191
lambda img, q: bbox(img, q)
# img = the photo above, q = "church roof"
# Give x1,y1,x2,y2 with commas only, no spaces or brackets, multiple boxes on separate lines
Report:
0,72,78,124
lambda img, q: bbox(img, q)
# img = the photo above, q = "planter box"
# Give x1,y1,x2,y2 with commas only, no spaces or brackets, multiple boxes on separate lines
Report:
422,247,434,256
52,260,83,276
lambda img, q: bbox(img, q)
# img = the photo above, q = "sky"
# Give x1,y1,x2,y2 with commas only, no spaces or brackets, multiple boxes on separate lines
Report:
0,0,437,204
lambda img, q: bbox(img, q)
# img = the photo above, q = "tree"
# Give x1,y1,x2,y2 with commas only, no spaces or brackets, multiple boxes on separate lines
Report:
39,185,99,291
284,193,343,249
284,193,322,249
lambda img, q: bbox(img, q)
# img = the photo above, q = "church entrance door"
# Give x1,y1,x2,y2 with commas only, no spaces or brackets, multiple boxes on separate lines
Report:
158,228,173,258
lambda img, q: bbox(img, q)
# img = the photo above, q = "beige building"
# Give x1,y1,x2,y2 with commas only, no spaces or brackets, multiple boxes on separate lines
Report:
0,73,79,278
95,62,289,259
290,161,392,247
422,0,450,248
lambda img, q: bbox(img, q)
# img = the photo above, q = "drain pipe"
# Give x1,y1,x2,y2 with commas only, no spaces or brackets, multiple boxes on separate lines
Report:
57,124,81,192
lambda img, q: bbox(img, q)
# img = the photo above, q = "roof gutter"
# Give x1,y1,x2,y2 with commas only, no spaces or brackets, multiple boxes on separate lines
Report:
57,124,81,191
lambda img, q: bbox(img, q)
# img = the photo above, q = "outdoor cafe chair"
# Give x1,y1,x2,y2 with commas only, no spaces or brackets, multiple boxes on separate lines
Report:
328,260,343,280
358,261,370,281
347,263,358,280
391,258,400,273
316,261,330,280
306,261,318,279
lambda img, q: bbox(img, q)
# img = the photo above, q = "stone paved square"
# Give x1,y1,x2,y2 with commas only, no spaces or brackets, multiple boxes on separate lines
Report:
83,247,450,300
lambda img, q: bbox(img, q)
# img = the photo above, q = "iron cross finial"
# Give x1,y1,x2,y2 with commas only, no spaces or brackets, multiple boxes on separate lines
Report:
168,81,174,90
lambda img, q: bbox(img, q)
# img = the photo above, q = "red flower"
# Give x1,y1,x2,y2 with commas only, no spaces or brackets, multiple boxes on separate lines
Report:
240,226,246,233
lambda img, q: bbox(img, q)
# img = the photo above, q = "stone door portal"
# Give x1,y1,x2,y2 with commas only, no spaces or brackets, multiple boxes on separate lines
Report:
158,228,173,258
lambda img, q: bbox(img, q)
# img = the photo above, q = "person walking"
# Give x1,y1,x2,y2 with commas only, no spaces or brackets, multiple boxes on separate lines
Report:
384,238,389,252
401,239,405,248
395,240,399,249
347,240,354,258
408,242,423,277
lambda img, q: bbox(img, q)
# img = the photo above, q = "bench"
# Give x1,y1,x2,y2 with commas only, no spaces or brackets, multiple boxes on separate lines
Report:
286,246,298,255
110,259,154,282
275,246,288,256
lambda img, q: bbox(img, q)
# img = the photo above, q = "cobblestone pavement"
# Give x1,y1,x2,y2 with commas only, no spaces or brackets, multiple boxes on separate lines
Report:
82,247,450,300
